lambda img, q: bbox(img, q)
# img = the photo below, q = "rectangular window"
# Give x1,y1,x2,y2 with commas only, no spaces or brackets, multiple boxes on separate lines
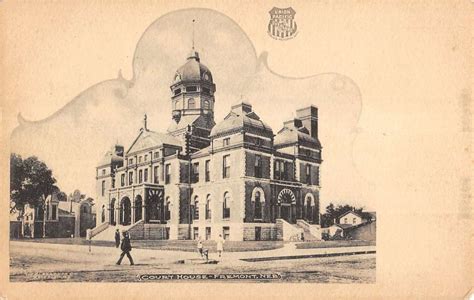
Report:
121,174,125,186
102,169,106,175
223,155,230,178
154,166,159,184
223,138,230,147
274,160,286,180
255,138,262,146
154,152,159,159
205,227,211,240
138,170,143,183
144,169,148,182
165,164,171,184
186,86,197,92
129,158,133,165
283,162,289,180
344,218,348,224
101,180,105,196
192,162,199,183
255,155,262,178
193,227,199,240
139,156,142,163
353,218,357,224
305,164,311,185
174,88,181,95
129,171,133,185
223,226,230,240
205,160,210,182
315,166,320,185
51,205,57,221
144,155,148,162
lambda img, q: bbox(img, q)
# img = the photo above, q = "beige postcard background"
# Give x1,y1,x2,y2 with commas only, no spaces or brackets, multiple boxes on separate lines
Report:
0,0,472,299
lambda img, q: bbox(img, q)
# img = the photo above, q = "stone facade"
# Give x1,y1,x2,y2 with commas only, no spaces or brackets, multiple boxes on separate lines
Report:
95,48,322,241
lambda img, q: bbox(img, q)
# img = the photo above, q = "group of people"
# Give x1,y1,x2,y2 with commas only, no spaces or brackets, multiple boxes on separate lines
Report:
113,229,227,266
197,234,225,261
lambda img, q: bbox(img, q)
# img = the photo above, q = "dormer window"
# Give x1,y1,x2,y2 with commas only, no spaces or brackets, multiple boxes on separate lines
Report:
174,88,181,96
188,98,196,109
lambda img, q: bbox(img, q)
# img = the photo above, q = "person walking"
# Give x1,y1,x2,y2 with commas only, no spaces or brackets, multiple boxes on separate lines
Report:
116,231,134,265
114,229,121,248
197,236,203,257
216,234,225,258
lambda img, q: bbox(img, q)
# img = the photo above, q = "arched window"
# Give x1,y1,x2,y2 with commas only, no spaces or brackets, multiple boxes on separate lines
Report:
193,196,199,220
101,205,105,223
205,194,211,219
305,194,314,222
223,192,231,219
203,100,210,110
254,191,262,220
188,98,195,109
82,205,88,214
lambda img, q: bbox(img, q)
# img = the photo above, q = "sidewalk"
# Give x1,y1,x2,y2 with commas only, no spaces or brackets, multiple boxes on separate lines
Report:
10,240,375,263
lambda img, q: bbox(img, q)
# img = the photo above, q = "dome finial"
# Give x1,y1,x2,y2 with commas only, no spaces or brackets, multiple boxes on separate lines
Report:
192,19,195,50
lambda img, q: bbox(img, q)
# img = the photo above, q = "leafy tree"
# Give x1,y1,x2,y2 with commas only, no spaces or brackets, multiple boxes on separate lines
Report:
55,191,68,202
10,154,60,237
10,154,58,215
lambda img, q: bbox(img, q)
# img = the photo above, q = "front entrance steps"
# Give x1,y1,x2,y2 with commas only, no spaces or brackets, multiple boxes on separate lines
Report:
296,219,321,241
92,220,143,241
276,219,304,241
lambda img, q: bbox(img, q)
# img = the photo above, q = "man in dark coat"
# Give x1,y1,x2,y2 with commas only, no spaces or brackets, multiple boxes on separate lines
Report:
114,229,120,248
116,231,134,265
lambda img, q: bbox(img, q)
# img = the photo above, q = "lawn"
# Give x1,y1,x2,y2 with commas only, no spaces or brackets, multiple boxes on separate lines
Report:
295,240,375,249
12,238,284,252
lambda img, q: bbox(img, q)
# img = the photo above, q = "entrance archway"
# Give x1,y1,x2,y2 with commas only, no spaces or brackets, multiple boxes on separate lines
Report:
277,189,296,223
120,197,131,225
135,195,143,223
110,198,116,225
146,189,163,223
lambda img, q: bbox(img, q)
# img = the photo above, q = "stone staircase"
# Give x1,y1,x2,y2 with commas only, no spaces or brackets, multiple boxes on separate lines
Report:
276,219,304,241
92,220,142,241
296,219,321,241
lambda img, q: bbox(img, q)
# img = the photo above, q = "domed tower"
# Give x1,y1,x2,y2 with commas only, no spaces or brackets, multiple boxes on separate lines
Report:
167,49,216,152
170,50,216,121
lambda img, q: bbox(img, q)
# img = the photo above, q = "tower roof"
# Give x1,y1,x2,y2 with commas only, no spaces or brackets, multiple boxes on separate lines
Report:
173,50,213,84
210,102,273,138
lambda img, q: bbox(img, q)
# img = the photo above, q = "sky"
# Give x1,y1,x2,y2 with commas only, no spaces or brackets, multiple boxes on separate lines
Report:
10,8,372,211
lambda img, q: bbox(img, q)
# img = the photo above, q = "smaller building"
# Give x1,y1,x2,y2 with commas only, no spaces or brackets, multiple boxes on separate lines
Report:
10,192,96,239
337,210,376,226
325,210,376,240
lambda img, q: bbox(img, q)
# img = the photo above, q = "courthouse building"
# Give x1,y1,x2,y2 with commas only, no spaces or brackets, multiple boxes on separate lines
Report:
94,49,323,241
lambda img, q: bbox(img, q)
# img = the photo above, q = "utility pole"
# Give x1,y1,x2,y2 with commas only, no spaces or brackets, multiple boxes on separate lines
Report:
186,125,193,240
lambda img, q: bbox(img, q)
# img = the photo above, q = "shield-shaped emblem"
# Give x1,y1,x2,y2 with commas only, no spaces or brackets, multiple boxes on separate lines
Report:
268,7,298,40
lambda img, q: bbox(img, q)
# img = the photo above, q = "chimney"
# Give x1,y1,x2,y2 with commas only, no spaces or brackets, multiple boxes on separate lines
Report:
296,106,318,139
231,101,252,114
